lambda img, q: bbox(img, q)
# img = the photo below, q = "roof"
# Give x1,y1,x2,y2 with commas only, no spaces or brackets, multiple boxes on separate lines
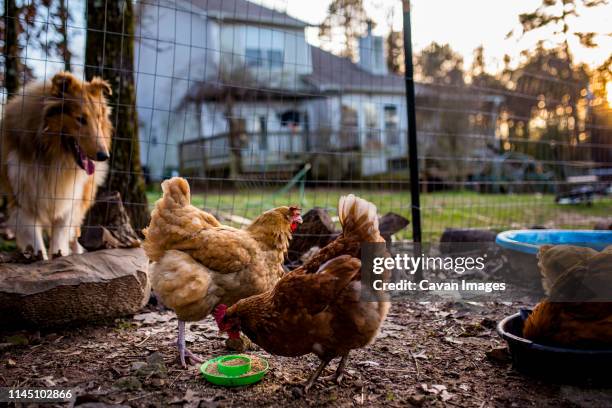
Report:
305,47,505,104
193,0,307,28
304,47,406,94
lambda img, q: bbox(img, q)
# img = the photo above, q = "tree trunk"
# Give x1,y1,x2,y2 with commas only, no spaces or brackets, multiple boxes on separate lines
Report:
3,0,20,96
1,0,20,213
84,0,149,231
79,191,141,250
58,0,71,71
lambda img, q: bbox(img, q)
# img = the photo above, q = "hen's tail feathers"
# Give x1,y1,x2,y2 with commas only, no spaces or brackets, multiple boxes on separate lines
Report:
160,177,191,208
143,177,219,262
338,194,383,243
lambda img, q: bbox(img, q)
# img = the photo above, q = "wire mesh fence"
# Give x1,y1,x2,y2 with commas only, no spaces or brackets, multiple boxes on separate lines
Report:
0,0,610,260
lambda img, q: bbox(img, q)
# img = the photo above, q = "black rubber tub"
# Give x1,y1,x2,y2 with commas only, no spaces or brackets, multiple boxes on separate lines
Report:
497,311,612,384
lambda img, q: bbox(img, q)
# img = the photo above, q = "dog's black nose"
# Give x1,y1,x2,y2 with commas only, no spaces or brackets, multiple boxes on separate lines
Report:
96,151,110,161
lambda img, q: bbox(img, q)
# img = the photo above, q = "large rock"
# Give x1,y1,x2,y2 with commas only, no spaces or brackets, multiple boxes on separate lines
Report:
287,207,338,263
0,248,150,328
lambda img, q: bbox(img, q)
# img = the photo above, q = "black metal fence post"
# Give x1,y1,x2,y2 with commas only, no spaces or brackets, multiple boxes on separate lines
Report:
402,0,422,244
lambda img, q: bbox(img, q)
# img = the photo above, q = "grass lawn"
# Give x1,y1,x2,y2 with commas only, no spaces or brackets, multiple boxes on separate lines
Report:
146,187,611,242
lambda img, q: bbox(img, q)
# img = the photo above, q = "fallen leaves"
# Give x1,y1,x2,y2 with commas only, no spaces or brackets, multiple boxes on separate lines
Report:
113,376,142,391
0,301,574,407
357,360,380,368
133,312,175,325
486,347,511,364
421,383,454,402
443,336,464,346
412,350,429,360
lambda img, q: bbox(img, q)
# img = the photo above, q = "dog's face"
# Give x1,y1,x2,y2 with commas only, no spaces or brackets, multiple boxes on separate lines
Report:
42,72,113,175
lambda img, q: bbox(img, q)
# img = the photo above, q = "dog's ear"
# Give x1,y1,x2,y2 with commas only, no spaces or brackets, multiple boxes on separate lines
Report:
51,71,80,98
89,77,112,97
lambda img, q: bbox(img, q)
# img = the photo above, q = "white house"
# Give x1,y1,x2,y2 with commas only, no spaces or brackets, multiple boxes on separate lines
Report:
135,0,502,181
135,0,313,180
134,0,218,180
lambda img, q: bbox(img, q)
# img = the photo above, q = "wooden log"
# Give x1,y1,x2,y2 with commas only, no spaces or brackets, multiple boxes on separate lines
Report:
0,248,150,328
287,207,338,263
78,226,123,251
379,212,410,243
287,210,410,266
440,228,497,243
439,228,498,255
594,220,612,230
216,212,252,227
81,191,141,251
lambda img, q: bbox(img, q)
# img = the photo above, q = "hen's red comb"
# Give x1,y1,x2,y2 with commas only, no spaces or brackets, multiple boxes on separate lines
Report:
213,304,227,322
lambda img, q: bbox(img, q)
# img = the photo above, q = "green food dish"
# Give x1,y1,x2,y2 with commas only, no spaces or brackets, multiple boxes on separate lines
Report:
217,355,251,376
200,355,269,387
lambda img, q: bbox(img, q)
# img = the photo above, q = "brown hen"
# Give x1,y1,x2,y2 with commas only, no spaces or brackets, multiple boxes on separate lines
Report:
524,244,612,348
142,177,302,366
215,195,390,392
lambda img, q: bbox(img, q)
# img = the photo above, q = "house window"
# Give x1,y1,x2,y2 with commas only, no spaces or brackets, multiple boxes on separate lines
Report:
280,110,300,128
364,104,380,146
384,105,399,145
150,128,158,146
373,37,383,70
268,50,283,68
245,26,285,69
259,116,268,150
245,48,262,67
245,48,283,68
340,105,359,148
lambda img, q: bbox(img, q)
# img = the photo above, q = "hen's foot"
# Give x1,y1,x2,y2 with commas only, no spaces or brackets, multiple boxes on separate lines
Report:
302,359,331,394
178,347,203,368
177,320,203,368
322,354,349,385
322,371,345,385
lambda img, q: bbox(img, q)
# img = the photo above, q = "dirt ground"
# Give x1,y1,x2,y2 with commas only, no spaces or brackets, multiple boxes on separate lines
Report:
1,301,611,408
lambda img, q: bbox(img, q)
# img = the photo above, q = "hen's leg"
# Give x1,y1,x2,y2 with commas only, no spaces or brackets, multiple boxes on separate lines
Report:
303,359,331,393
177,320,203,368
323,353,349,385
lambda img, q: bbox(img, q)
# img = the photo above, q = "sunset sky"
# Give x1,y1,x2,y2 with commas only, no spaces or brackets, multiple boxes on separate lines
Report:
253,0,612,72
25,0,611,80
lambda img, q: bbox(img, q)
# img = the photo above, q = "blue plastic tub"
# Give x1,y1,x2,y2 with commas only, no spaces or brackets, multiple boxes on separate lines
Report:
496,230,612,255
495,229,612,288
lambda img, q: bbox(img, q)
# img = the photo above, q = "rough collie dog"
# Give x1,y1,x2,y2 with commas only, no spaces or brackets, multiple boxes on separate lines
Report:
0,71,113,259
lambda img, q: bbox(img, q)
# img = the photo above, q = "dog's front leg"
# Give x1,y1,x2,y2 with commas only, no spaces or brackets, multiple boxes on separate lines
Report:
50,219,72,258
69,226,85,255
12,209,48,260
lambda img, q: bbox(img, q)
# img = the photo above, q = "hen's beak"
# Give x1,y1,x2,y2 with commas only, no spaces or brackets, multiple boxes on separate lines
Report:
295,215,303,224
